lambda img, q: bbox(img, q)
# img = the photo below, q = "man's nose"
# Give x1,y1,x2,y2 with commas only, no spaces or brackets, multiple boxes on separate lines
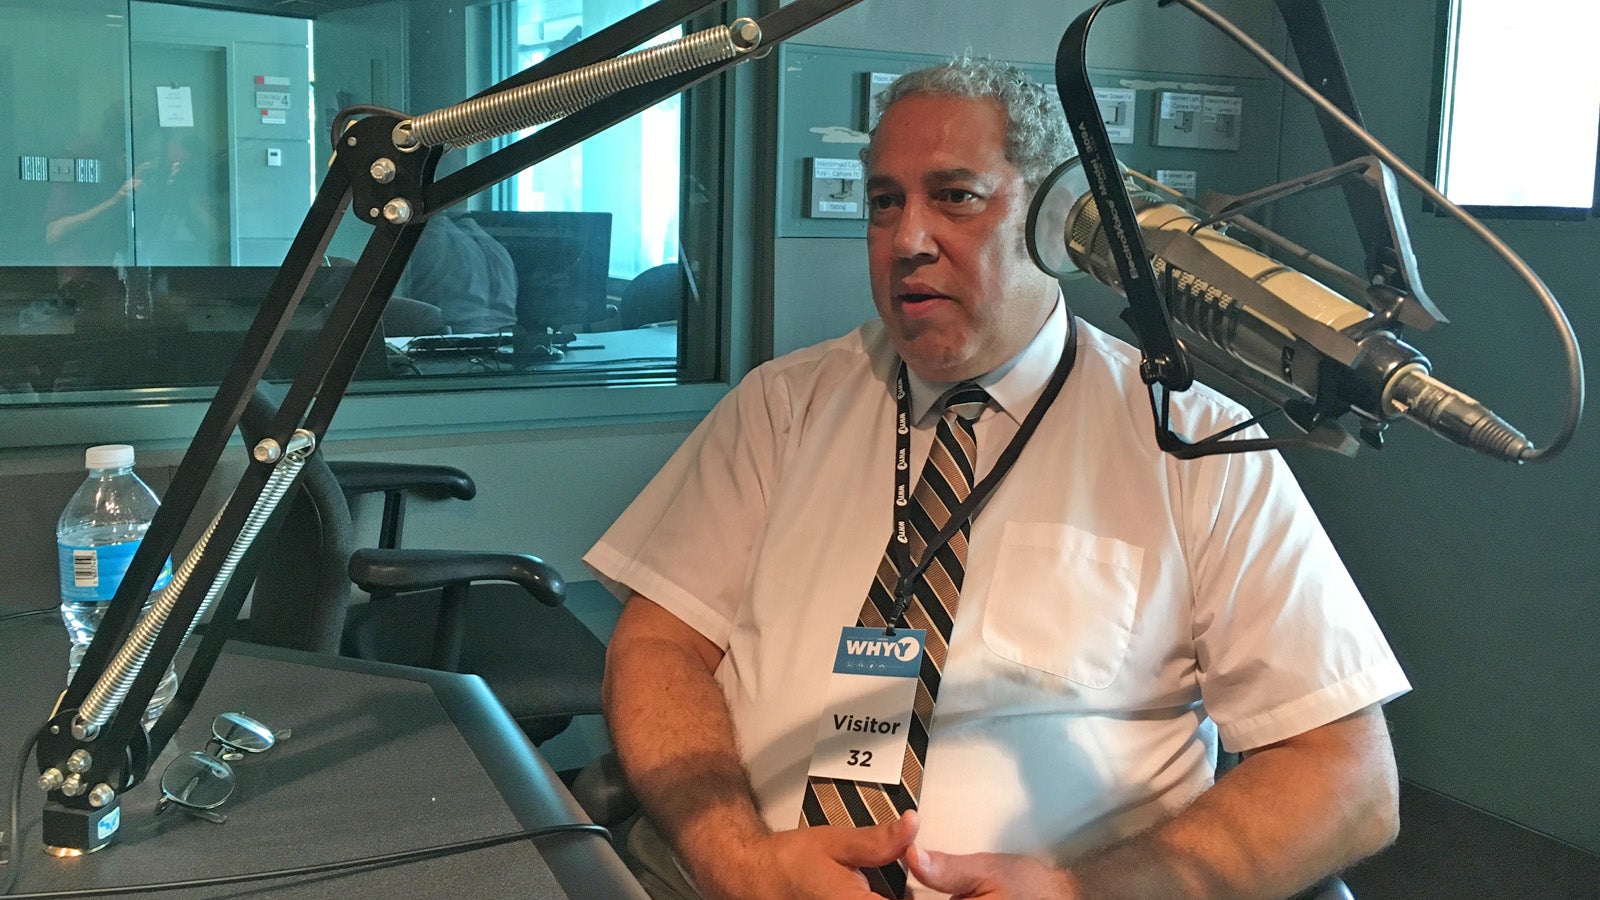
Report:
892,201,938,260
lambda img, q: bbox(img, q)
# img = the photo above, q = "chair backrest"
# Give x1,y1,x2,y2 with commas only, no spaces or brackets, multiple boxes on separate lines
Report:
234,386,356,654
618,262,685,329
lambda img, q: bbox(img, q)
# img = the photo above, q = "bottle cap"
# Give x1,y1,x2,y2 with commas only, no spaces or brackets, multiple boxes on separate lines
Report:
85,444,135,470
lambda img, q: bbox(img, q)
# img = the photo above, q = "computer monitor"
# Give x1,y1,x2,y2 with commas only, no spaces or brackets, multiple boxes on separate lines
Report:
462,210,613,335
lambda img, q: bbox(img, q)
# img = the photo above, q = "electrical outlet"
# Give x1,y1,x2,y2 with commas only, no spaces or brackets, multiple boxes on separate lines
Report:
1198,95,1242,151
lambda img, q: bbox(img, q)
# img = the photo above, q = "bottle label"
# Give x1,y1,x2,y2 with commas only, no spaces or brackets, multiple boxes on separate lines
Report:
58,540,174,603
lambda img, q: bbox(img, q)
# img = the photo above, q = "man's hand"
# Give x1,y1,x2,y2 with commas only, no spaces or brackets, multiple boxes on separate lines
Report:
712,813,920,900
911,706,1396,900
609,597,919,899
905,845,1077,900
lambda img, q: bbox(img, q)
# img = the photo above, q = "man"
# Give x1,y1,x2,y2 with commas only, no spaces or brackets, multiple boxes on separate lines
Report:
586,59,1408,899
404,211,518,334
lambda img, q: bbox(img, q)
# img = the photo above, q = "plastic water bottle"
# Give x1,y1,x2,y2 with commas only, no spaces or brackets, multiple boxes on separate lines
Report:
57,444,178,728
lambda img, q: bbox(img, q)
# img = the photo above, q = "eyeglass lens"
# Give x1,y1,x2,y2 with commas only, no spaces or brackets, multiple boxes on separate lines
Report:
158,711,277,823
160,751,235,811
210,711,276,759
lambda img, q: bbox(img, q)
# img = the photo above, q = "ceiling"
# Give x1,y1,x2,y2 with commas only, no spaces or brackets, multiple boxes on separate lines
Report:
157,0,425,19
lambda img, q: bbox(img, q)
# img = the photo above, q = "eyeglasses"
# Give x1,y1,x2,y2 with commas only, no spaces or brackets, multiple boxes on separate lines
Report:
157,712,280,824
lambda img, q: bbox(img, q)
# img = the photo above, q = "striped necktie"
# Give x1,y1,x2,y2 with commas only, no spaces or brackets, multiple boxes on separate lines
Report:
800,382,990,899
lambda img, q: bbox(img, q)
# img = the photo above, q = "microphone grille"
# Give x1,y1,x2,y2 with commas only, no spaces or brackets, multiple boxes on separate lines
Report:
1066,197,1103,261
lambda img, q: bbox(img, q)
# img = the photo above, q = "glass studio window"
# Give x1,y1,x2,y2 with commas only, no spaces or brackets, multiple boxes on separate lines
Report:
1434,0,1600,215
0,0,720,407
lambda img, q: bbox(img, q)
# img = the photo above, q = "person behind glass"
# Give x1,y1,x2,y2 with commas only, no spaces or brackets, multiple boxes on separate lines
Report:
587,58,1408,900
43,105,140,312
138,131,227,259
401,211,518,335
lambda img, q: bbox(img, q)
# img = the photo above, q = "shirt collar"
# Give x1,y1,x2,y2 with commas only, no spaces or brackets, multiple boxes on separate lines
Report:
905,290,1068,426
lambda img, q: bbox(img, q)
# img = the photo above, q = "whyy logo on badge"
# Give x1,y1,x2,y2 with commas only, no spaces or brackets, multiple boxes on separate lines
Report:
844,633,921,662
831,626,925,677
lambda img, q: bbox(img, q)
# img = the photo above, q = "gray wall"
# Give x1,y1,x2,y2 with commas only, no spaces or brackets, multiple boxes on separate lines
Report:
777,0,1600,859
0,2,314,268
789,0,1283,71
1270,0,1600,856
0,414,695,615
129,2,314,266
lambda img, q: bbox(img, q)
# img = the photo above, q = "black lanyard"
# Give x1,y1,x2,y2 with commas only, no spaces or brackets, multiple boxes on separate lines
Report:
885,314,1079,632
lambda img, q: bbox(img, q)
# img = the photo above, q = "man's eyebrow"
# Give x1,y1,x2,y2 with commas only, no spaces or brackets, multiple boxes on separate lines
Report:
865,173,900,192
925,167,984,186
865,168,993,192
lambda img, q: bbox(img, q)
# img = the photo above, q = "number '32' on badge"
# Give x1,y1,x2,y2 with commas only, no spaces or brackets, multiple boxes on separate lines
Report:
806,627,924,785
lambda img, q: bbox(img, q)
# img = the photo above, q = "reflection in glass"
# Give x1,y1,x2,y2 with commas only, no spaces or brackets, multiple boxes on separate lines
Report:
1,0,714,406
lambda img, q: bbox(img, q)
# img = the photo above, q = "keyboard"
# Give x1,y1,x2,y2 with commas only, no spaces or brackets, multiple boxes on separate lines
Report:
400,333,509,356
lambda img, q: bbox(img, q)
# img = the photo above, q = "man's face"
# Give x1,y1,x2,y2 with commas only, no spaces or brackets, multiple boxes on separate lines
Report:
866,93,1056,383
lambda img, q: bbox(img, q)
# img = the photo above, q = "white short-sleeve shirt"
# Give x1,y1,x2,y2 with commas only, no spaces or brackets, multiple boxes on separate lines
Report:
585,300,1409,866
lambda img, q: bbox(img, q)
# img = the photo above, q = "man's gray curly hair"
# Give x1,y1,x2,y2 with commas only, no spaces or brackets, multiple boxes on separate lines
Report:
868,57,1073,192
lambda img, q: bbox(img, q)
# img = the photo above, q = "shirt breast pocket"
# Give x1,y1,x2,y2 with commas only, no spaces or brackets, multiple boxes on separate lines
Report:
980,522,1143,690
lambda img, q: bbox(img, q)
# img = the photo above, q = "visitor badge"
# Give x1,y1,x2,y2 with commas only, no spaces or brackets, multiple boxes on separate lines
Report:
806,626,924,785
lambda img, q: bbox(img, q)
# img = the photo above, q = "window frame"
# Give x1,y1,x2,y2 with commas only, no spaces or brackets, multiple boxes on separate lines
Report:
0,0,765,452
1426,0,1600,221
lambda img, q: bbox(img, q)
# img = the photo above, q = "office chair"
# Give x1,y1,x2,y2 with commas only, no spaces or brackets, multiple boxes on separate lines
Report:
617,263,685,329
236,387,607,747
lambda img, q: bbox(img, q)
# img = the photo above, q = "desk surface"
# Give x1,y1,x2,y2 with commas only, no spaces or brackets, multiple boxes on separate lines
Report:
385,323,678,377
0,617,646,898
0,296,677,396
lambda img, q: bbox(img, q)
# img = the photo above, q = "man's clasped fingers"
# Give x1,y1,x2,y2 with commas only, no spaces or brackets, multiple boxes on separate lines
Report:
905,845,1078,900
757,812,921,899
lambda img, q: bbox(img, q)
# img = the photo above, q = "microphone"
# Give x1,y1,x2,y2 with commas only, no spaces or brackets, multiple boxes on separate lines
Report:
1026,160,1531,461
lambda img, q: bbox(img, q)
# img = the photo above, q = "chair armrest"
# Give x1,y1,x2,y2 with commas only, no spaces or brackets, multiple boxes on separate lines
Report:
570,752,640,828
327,460,476,501
348,548,565,607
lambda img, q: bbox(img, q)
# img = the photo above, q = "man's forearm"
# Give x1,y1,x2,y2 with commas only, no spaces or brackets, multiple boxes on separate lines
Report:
1067,705,1399,899
602,596,769,893
607,597,927,900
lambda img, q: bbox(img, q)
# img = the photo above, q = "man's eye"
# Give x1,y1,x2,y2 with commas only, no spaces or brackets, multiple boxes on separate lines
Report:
868,194,899,211
939,189,978,204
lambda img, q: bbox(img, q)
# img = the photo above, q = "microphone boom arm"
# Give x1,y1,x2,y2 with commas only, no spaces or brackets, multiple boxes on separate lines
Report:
36,0,865,855
1057,0,1193,392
